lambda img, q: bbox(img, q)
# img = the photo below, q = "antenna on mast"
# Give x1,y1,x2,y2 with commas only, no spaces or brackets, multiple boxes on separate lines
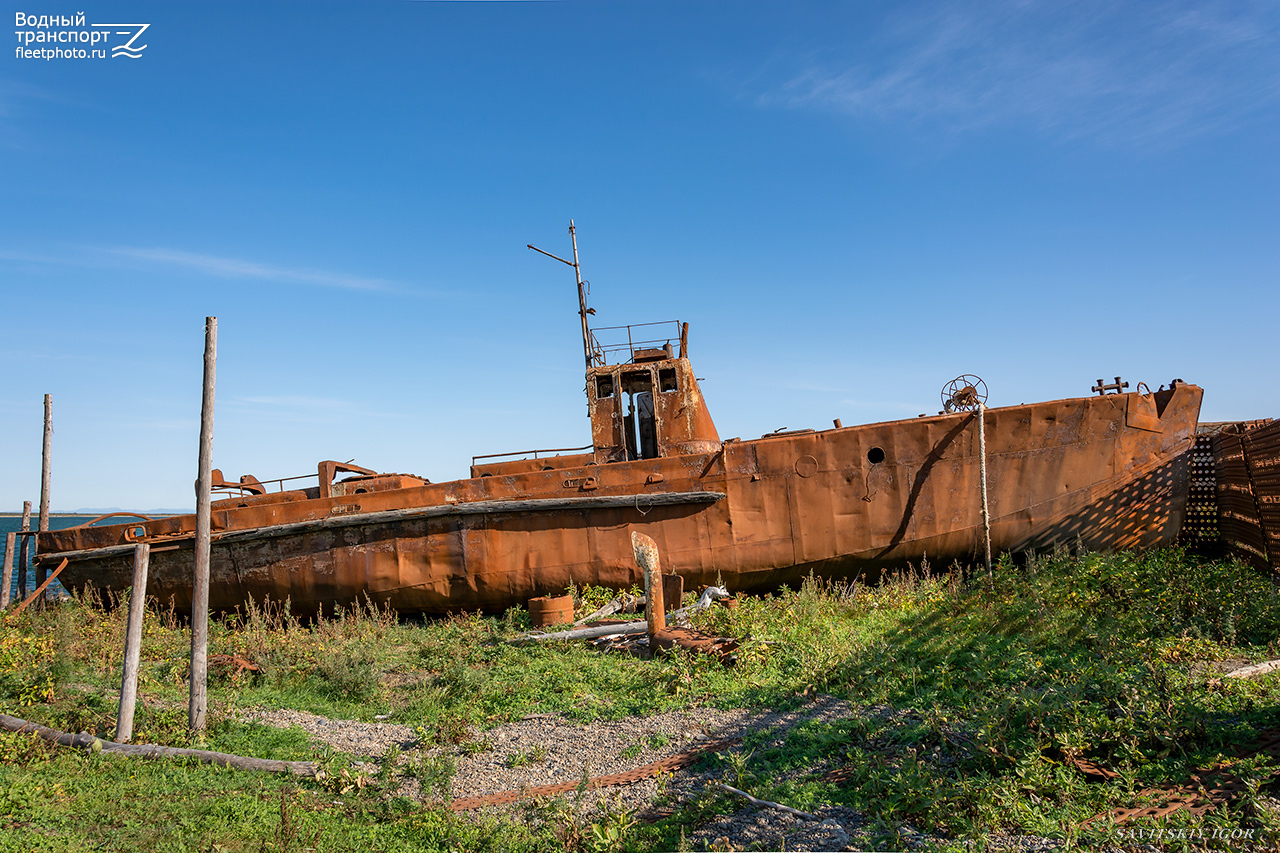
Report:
528,220,595,369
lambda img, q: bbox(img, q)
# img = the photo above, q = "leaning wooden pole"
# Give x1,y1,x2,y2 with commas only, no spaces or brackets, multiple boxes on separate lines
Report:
1,532,14,609
36,394,52,609
17,501,31,599
977,404,992,578
9,558,68,617
117,543,150,743
189,317,217,732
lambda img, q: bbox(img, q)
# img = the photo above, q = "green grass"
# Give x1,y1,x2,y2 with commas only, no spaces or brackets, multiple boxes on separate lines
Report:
2,548,1280,850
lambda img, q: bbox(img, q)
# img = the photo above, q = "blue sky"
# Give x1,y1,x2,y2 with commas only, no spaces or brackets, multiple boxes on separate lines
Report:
3,0,1278,510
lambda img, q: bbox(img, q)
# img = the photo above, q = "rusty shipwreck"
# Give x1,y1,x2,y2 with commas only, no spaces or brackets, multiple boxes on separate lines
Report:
38,228,1204,614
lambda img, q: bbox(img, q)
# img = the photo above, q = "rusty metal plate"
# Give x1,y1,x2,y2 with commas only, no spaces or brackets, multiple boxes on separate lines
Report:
651,626,740,664
1212,420,1280,570
1178,434,1219,546
1085,727,1280,826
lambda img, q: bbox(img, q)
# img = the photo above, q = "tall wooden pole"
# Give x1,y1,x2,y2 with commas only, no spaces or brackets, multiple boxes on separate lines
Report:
1,532,14,609
36,394,52,609
116,543,150,743
17,501,31,599
978,404,992,578
39,395,51,532
189,317,216,732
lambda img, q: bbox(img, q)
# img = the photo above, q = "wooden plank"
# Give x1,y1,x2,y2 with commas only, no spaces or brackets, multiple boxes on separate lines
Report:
6,558,68,616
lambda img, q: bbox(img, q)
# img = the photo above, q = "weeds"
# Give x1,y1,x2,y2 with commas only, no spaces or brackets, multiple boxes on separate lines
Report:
2,548,1279,850
406,751,456,802
505,744,547,767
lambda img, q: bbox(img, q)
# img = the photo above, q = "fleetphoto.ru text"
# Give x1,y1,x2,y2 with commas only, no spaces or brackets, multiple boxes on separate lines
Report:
15,12,148,60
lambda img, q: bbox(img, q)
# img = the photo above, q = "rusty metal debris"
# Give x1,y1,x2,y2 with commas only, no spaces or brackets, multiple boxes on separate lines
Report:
1067,753,1120,782
587,625,740,665
1212,419,1280,570
448,737,741,812
651,627,739,664
820,730,1279,828
207,653,259,675
36,226,1206,616
1084,728,1280,826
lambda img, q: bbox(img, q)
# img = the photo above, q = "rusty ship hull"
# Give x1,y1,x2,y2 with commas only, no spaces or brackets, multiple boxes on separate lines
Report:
38,380,1202,615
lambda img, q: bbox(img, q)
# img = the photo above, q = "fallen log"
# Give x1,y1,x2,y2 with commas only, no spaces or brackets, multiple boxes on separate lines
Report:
0,713,319,777
572,593,641,626
517,586,730,643
715,782,817,820
1226,659,1280,680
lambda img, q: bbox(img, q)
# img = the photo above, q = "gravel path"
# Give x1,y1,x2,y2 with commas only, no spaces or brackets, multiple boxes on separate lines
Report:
243,696,1069,852
242,708,418,758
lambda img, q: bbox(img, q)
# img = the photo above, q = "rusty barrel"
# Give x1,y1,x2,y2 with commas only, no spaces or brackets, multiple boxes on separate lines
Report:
528,594,575,627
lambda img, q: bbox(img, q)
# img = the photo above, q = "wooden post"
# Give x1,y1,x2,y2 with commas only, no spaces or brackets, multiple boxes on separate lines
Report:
189,317,216,732
978,404,992,578
39,395,52,531
17,501,31,599
116,543,150,743
1,532,14,609
36,394,52,609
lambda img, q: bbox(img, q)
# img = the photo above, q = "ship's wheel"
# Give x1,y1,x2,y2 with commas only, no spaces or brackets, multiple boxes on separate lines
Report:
941,374,988,413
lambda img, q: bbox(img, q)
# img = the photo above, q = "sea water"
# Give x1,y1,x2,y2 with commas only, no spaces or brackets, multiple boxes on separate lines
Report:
0,515,110,603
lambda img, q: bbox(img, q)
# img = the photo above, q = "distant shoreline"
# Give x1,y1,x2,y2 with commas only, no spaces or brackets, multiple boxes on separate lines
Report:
0,512,189,517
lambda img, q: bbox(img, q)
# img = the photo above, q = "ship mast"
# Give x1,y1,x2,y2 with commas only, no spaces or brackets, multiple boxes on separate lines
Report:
528,220,594,369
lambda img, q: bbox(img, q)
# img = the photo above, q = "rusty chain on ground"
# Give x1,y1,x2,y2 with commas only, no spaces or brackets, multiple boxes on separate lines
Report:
1083,728,1280,825
449,737,741,811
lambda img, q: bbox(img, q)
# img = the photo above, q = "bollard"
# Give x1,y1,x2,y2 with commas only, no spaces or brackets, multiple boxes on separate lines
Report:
631,531,665,639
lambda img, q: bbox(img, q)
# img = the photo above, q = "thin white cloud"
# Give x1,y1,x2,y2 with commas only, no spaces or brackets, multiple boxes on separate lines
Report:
101,416,198,430
838,400,925,413
0,80,78,119
225,395,410,423
755,0,1280,147
106,247,395,291
1,245,408,293
232,395,355,409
